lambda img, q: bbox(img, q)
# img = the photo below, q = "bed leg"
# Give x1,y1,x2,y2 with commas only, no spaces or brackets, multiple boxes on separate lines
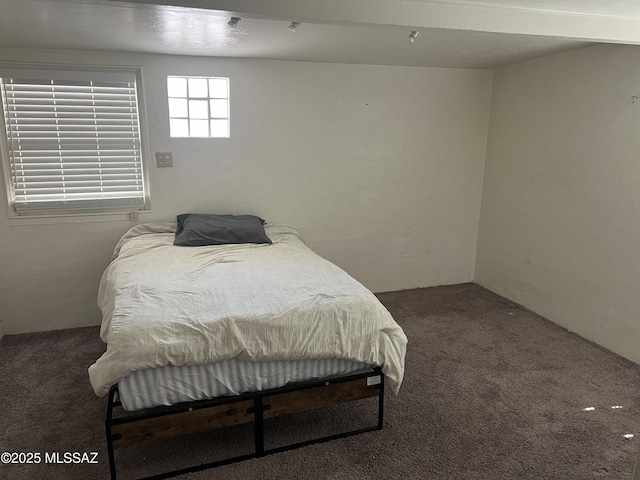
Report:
105,387,118,480
377,369,385,430
253,396,265,456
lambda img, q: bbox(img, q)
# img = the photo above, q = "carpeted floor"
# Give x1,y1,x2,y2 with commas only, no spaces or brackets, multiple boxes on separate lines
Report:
1,283,639,480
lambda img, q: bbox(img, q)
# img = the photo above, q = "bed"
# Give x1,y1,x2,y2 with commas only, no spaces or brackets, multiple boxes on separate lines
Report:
89,218,407,479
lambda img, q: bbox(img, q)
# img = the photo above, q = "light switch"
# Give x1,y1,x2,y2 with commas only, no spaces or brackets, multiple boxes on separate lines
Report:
156,152,173,168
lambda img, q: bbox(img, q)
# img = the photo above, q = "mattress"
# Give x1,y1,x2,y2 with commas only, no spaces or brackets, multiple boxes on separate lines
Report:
118,357,371,411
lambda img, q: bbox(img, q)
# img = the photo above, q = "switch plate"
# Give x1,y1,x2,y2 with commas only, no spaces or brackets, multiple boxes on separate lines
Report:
156,152,173,168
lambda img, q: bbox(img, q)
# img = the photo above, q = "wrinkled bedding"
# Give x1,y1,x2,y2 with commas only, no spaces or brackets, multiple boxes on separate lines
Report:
88,223,407,397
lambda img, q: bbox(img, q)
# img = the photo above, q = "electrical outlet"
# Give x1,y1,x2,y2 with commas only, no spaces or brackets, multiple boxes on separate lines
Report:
129,211,139,222
156,152,173,168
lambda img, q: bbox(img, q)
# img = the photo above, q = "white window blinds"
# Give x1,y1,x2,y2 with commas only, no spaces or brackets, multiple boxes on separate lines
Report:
1,70,146,214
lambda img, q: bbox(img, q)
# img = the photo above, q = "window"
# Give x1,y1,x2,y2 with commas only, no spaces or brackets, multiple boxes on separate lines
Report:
0,68,148,216
167,76,229,138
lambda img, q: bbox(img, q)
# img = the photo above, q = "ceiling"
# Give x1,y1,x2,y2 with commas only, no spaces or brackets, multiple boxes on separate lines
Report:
422,0,640,17
0,0,639,69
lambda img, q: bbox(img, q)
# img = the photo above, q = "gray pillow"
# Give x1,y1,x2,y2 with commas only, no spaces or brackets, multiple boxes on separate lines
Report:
174,214,272,246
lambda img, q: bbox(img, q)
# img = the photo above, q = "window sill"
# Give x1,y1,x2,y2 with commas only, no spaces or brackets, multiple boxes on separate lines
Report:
7,210,153,226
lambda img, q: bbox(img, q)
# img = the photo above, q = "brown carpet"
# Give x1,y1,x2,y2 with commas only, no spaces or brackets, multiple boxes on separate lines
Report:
1,283,639,480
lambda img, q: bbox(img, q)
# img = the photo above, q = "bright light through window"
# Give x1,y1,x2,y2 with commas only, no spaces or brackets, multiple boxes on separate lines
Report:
167,76,229,138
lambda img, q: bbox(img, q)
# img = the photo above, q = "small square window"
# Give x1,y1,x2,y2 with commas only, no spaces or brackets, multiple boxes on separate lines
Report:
189,119,209,137
210,119,229,137
170,119,189,137
209,99,228,118
167,76,230,138
209,78,229,98
187,78,208,98
167,77,187,97
188,99,209,119
168,98,188,118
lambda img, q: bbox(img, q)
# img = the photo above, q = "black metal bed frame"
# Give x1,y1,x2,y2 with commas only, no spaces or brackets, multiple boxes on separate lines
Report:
105,367,385,480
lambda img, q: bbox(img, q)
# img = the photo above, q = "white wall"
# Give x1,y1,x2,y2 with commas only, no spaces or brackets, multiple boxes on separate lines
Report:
0,48,493,335
476,44,640,364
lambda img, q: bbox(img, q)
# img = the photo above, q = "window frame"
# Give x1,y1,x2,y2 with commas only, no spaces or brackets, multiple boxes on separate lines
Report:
0,62,152,219
167,75,230,138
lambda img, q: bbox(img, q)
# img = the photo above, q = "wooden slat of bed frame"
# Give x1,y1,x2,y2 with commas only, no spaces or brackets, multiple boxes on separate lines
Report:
264,377,378,419
111,399,255,449
111,376,379,449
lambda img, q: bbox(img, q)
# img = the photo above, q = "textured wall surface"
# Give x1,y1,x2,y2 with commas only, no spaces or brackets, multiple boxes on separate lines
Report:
0,48,492,334
476,44,640,364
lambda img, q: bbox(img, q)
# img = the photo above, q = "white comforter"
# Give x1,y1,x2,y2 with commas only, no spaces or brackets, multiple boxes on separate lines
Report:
88,223,407,396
